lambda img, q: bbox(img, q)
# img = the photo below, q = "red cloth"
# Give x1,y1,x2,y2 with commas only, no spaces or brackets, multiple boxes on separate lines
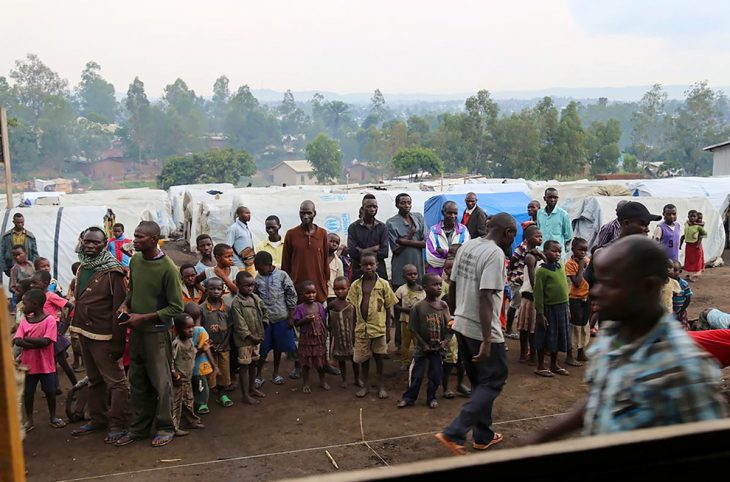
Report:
684,242,704,273
461,212,471,227
688,330,730,368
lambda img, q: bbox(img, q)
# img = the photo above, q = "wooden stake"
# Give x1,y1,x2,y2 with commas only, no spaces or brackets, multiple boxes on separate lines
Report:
0,107,13,209
325,450,339,470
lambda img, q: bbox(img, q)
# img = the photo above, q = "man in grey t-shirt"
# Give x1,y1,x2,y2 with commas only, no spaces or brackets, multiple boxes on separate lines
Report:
436,213,517,455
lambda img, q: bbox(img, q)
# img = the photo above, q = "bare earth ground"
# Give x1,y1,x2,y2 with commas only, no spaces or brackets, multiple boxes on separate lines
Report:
23,244,730,482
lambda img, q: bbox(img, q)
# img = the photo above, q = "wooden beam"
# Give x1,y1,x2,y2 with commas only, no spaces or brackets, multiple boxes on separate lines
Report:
0,107,14,209
0,288,26,481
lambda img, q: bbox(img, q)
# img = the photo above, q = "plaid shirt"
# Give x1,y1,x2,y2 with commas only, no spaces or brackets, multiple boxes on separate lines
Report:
593,218,621,249
583,313,727,436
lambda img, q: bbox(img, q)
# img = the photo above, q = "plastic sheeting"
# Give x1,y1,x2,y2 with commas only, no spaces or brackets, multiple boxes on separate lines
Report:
630,176,730,216
169,183,234,229
573,196,726,266
447,182,531,195
0,205,108,289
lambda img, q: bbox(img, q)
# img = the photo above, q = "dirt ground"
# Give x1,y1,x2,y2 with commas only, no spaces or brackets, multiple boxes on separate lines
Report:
22,245,730,482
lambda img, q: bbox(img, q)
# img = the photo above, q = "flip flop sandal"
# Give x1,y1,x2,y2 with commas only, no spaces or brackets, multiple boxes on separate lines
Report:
551,368,570,376
151,434,174,447
23,422,35,433
473,432,504,450
197,403,210,414
271,375,285,385
254,377,265,389
50,417,67,428
288,369,300,380
104,431,127,444
534,369,554,378
115,434,138,447
217,395,234,407
443,391,456,399
72,424,105,436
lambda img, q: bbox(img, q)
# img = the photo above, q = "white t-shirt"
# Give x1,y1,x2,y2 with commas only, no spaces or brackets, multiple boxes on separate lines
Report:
204,265,242,303
450,238,506,343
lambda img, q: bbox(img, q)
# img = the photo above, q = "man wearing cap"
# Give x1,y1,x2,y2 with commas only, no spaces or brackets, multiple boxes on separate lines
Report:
536,188,572,255
461,192,488,239
593,200,629,250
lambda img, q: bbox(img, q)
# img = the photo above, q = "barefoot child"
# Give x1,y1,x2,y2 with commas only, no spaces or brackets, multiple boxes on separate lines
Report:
398,274,451,409
171,314,205,436
565,238,591,367
195,243,241,303
181,263,205,304
230,271,268,404
327,276,360,388
440,258,469,399
14,289,66,430
200,279,234,407
184,303,218,415
195,235,216,274
253,251,298,387
534,240,570,377
347,253,397,399
670,260,692,328
394,264,426,370
294,281,330,393
680,210,707,281
516,226,543,365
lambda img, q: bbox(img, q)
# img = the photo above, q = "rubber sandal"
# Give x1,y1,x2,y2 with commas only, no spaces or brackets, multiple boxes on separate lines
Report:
197,403,210,414
444,391,456,399
104,431,127,444
50,417,67,428
551,367,570,376
72,424,105,436
115,434,138,447
271,375,285,385
217,395,233,407
151,434,174,447
397,400,413,408
23,421,35,433
428,400,439,409
288,369,300,380
565,360,583,367
473,432,503,450
534,369,554,378
434,432,466,456
254,377,265,389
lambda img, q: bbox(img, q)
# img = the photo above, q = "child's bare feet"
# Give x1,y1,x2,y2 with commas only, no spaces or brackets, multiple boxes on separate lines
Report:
250,388,266,398
320,381,331,391
378,387,388,399
355,386,368,398
355,378,365,388
243,395,260,404
302,385,312,394
565,357,583,367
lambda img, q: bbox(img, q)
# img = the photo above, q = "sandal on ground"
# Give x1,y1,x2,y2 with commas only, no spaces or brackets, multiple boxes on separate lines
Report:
288,369,300,380
216,395,233,407
72,423,105,436
104,431,127,444
254,377,265,389
397,400,413,408
197,403,210,414
151,433,174,447
23,421,35,433
565,359,583,367
271,375,285,385
50,417,67,429
434,432,466,456
506,332,520,340
473,432,503,450
551,367,570,376
114,434,138,447
534,369,554,378
443,391,456,399
428,400,439,409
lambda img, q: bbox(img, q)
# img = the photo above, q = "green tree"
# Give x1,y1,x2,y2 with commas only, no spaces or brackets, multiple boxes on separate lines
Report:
157,148,255,189
631,84,667,163
305,133,342,183
76,61,117,123
622,153,639,172
362,88,389,128
493,111,541,178
533,97,560,176
553,101,586,176
464,90,499,173
75,117,114,162
209,75,230,132
431,113,472,173
392,147,443,180
323,100,351,139
160,78,205,155
279,89,310,136
9,54,68,127
38,95,77,164
124,77,151,160
224,85,280,156
585,119,622,174
406,115,430,146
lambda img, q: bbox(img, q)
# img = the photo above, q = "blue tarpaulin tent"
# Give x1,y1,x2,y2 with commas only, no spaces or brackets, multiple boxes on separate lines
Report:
424,191,532,251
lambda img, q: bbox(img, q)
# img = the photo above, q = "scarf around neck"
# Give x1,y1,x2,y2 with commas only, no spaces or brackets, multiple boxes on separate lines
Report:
79,249,123,272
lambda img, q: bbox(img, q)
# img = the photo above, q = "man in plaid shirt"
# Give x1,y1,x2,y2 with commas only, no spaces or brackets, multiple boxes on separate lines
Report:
526,236,726,443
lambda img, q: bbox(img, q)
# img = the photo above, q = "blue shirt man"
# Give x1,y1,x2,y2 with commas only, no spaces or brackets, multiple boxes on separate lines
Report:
226,206,254,269
536,188,572,255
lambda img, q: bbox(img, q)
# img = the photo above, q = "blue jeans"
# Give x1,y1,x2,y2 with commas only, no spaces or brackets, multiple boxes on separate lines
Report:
443,334,508,445
402,351,443,404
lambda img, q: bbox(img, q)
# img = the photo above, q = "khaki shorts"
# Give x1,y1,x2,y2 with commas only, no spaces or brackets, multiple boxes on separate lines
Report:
208,351,231,389
353,336,388,363
237,344,261,365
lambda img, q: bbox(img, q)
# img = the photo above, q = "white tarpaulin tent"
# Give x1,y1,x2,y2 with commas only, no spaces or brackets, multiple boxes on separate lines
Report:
528,182,633,221
573,196,726,266
0,205,108,289
169,183,234,230
447,182,531,195
630,177,730,214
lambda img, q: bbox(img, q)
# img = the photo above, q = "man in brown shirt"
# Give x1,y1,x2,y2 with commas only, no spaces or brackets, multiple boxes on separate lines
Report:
281,201,330,303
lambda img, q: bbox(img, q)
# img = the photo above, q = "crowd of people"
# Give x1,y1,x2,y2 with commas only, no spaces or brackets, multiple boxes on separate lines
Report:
4,188,729,457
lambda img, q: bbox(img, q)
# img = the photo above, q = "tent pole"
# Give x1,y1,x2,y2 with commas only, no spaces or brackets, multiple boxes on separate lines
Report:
0,107,13,209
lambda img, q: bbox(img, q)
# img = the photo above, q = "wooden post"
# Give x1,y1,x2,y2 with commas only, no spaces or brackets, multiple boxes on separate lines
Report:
0,288,26,481
0,107,13,209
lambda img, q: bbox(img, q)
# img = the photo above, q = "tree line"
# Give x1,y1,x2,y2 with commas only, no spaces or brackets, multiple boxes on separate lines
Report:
1,53,729,183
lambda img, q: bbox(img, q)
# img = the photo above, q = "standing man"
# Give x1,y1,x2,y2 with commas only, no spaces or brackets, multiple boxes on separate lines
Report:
227,206,255,274
462,192,488,239
426,201,470,276
348,194,389,281
114,221,184,448
387,193,426,290
526,236,726,444
255,215,284,268
70,227,129,444
593,200,629,250
281,201,330,303
2,213,39,276
536,188,572,254
435,213,517,455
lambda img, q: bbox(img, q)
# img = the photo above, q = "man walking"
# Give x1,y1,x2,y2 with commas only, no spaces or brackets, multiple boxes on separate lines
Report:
114,221,183,448
227,206,256,274
461,192,488,239
70,227,129,444
436,213,517,455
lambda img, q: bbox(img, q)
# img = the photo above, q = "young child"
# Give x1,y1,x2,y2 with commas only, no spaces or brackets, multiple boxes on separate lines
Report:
533,240,571,377
253,251,298,387
681,210,707,281
171,313,205,436
230,271,268,404
255,215,285,268
670,260,692,328
184,302,218,415
398,273,451,409
394,264,427,370
327,233,345,302
200,278,234,407
9,245,35,299
347,253,397,399
13,289,66,430
565,237,591,367
107,223,133,268
294,280,330,393
196,243,241,303
34,257,63,295
661,259,682,315
327,276,360,388
181,263,205,304
440,258,469,399
515,226,543,365
653,204,680,262
195,234,216,274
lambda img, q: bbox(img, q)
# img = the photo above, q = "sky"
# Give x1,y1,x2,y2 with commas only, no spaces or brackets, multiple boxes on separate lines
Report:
3,0,730,98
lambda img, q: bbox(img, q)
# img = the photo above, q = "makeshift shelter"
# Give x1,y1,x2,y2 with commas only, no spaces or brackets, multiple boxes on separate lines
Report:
447,182,531,195
573,196,726,266
528,182,632,221
169,183,234,230
0,205,108,288
630,177,730,213
424,192,532,251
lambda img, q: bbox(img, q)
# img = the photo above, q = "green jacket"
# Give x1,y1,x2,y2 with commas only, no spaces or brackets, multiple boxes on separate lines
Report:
1,229,38,275
230,293,268,347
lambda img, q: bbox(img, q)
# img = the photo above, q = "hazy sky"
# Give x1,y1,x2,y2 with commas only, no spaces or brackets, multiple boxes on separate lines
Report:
4,0,730,97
